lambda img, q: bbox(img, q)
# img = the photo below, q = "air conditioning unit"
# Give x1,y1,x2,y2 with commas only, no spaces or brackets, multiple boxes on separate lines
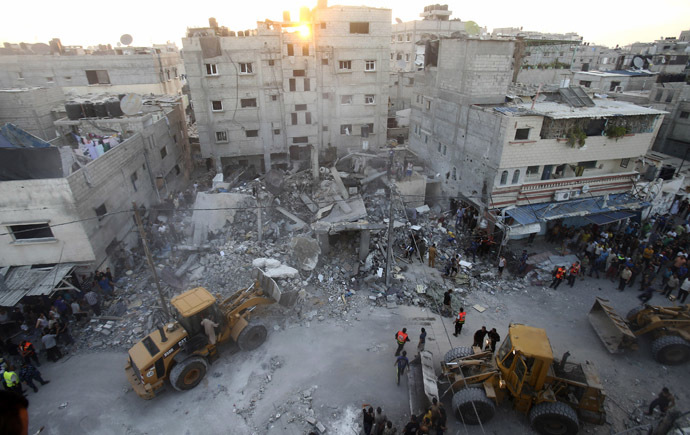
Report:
614,86,623,92
554,190,571,201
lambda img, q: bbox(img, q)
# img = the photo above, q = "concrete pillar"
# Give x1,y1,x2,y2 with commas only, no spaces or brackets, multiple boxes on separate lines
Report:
359,230,370,262
317,232,330,254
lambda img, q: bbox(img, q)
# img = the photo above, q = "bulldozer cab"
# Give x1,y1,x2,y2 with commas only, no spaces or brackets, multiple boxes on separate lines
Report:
497,325,554,404
171,287,226,352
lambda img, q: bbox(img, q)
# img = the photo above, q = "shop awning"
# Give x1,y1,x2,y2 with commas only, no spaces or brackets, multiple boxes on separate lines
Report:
585,210,637,225
0,263,79,307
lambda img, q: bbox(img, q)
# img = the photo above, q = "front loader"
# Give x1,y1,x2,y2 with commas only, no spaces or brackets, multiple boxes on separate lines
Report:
125,269,283,399
588,297,690,365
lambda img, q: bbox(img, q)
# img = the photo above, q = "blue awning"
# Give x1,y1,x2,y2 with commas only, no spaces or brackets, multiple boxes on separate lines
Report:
585,210,637,225
505,193,647,226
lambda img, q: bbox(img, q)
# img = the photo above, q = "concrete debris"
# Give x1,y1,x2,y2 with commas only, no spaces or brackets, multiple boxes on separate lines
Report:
264,265,299,279
253,258,282,269
290,236,321,271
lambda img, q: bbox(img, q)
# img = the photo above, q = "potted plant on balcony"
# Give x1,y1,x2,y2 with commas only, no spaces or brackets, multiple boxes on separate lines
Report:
566,127,587,149
605,125,627,141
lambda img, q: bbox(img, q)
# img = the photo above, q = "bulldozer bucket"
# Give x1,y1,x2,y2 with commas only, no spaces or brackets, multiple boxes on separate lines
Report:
588,297,637,353
252,268,284,305
408,350,439,416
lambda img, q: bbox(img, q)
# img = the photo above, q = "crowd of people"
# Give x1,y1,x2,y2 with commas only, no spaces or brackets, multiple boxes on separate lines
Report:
0,267,117,397
362,398,448,435
541,208,690,305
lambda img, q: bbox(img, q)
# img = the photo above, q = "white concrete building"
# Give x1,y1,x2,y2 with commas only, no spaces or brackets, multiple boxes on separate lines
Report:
182,3,391,173
0,47,184,97
409,37,666,234
0,96,190,270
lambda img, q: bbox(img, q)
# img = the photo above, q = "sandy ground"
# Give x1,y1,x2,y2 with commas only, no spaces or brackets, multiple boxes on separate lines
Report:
24,244,690,435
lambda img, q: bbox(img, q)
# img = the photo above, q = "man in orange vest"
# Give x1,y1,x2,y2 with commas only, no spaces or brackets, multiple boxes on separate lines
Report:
453,307,466,337
549,266,566,289
567,261,580,287
18,341,40,367
395,328,410,356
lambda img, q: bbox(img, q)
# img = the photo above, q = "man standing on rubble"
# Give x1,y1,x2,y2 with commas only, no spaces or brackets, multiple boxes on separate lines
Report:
454,307,466,336
442,289,453,316
473,326,488,349
428,244,437,268
394,328,410,356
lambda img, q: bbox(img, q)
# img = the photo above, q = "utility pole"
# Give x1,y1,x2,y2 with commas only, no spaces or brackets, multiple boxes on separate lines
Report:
132,202,171,320
385,150,395,287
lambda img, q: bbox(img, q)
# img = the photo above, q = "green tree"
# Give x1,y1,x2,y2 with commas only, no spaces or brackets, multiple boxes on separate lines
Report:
465,21,480,35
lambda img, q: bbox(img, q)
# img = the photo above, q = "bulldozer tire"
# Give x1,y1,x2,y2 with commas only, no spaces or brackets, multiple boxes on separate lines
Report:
237,322,268,351
170,356,208,392
529,402,579,435
444,346,473,364
451,388,495,425
626,306,645,327
651,335,690,365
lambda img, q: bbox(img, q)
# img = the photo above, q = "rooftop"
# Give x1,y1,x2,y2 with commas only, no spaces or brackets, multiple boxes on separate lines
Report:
496,98,667,119
576,69,657,77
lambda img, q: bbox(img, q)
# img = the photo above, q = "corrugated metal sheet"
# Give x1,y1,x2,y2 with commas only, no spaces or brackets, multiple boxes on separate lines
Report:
585,211,637,225
505,194,646,226
0,263,77,307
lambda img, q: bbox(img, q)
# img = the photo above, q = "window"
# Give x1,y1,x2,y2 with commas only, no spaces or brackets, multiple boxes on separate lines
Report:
304,78,310,91
620,158,629,168
511,170,520,184
273,129,280,135
293,137,309,144
293,70,305,77
396,53,403,60
271,95,278,101
579,80,592,88
303,44,309,56
322,58,329,65
514,128,530,140
95,204,108,221
680,111,689,119
173,67,178,78
350,22,369,34
365,60,376,71
295,104,307,111
609,81,621,91
245,130,258,137
165,70,170,80
339,60,352,70
289,79,296,92
397,35,403,42
365,123,374,134
64,76,72,81
405,54,410,61
340,95,353,104
437,142,442,153
291,113,298,125
655,91,663,102
578,160,597,169
406,33,411,42
340,124,352,135
425,100,431,110
211,100,223,111
239,63,253,74
526,165,540,176
215,131,228,142
500,171,508,185
268,60,275,66
305,112,312,124
8,223,55,241
130,171,138,192
46,77,54,83
85,70,110,84
174,164,181,175
320,22,326,29
240,98,257,108
322,92,330,99
173,134,177,143
452,167,457,180
443,145,447,155
322,126,328,132
665,92,674,103
205,64,218,75
424,135,428,144
287,44,294,56
17,72,23,79
160,146,168,159
365,94,375,104
390,53,394,60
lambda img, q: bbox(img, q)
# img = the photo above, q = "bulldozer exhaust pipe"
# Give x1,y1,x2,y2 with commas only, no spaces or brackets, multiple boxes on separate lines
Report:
558,351,570,372
158,325,168,342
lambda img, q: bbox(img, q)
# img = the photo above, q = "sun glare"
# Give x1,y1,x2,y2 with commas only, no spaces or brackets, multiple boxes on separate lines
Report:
297,24,311,38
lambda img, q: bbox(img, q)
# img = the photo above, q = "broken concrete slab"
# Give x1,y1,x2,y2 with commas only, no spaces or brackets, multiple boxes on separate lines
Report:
329,167,349,199
191,192,255,244
319,195,367,223
252,258,282,269
263,265,299,279
175,253,199,278
290,236,321,271
299,193,318,213
263,168,286,195
275,207,307,230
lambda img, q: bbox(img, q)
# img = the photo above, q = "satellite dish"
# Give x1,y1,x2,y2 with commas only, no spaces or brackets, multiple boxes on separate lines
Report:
632,56,644,69
120,34,133,46
582,184,590,194
395,18,403,24
120,93,143,115
116,42,122,47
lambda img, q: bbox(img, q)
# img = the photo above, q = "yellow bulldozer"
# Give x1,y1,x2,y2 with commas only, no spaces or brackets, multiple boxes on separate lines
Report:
125,269,283,399
588,297,690,365
417,324,606,435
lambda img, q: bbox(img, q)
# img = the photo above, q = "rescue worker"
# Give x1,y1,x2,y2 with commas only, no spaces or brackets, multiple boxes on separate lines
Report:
2,365,23,396
549,265,566,289
567,261,580,287
453,307,466,337
394,328,410,357
18,341,40,367
428,244,437,268
646,387,675,415
473,326,488,349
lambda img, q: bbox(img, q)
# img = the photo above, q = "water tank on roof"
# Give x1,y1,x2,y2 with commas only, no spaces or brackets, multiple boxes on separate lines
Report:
65,102,83,120
94,101,108,118
82,101,96,118
659,165,676,181
106,99,123,117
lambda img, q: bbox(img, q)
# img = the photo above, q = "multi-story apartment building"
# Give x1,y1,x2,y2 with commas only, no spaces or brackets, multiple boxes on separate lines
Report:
182,2,391,173
409,37,666,234
0,41,185,97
